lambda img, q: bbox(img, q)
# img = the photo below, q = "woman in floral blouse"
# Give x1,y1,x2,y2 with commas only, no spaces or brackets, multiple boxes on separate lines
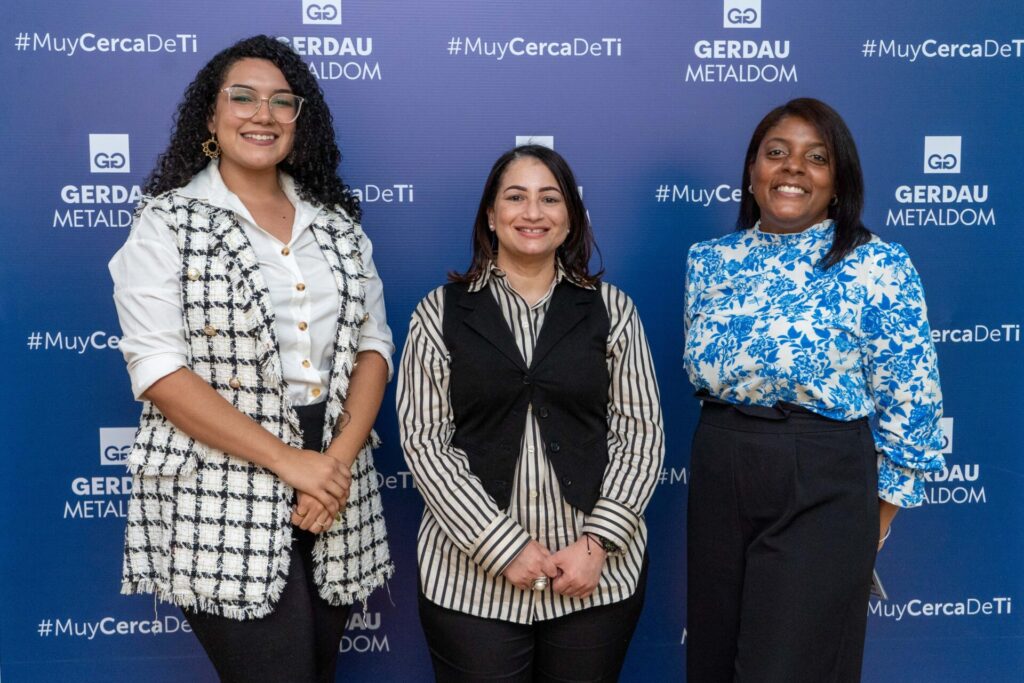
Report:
683,98,944,682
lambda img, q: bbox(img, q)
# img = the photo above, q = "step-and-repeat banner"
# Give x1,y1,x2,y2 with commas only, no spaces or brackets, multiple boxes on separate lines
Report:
2,1,1022,681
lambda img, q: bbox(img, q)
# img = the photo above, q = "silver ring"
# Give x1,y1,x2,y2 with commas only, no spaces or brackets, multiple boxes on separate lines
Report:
531,577,548,591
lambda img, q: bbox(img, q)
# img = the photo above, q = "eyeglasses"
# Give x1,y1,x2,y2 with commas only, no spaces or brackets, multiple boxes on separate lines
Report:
221,86,305,124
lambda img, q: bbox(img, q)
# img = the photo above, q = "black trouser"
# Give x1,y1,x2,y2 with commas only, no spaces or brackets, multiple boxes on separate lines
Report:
418,558,647,682
686,401,878,683
183,402,353,683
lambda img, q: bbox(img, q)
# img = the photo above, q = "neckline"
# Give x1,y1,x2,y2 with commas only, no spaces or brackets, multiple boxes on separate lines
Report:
751,219,834,243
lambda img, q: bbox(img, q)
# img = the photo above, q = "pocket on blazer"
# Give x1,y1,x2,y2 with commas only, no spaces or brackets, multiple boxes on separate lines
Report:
126,422,205,476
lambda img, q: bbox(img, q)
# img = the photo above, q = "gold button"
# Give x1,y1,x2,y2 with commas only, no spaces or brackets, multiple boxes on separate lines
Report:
298,321,308,331
302,359,311,368
186,268,200,281
281,246,291,256
361,312,370,323
296,283,306,292
311,387,322,398
203,325,217,337
228,377,241,389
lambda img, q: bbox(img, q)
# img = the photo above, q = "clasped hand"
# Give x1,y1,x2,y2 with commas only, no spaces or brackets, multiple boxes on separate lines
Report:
273,447,351,533
502,536,606,599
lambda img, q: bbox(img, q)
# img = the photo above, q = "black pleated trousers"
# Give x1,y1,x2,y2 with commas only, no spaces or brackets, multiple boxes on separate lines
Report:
686,401,879,683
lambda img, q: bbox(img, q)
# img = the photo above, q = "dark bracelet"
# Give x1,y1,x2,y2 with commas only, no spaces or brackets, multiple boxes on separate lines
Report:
584,532,618,554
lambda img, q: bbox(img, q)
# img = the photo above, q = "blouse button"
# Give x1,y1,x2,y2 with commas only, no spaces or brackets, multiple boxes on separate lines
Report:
302,359,311,368
228,377,241,389
186,268,201,281
311,387,322,398
203,325,217,337
281,246,291,256
296,283,306,292
361,312,370,323
298,321,308,331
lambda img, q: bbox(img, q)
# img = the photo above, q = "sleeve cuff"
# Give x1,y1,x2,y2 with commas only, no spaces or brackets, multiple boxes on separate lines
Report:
470,514,532,578
129,353,188,400
877,454,928,508
582,497,640,554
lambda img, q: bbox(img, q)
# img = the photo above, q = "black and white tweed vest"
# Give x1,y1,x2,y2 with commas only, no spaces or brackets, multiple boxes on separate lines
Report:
121,191,392,619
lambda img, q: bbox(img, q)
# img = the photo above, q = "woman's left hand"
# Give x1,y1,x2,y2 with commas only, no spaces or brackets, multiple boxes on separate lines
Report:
878,499,899,552
550,535,606,599
292,491,336,533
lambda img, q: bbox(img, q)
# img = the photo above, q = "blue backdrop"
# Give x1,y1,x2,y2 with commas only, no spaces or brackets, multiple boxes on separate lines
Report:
2,1,1022,680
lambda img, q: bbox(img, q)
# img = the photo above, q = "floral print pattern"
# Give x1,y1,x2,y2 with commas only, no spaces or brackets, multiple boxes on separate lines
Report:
684,220,945,507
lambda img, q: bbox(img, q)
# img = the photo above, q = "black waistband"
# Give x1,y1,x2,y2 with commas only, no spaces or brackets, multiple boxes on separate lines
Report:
295,401,327,451
696,390,827,422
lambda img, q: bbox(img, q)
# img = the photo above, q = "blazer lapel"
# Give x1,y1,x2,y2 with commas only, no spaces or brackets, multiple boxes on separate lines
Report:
310,212,365,435
207,206,286,384
529,282,592,370
460,289,529,371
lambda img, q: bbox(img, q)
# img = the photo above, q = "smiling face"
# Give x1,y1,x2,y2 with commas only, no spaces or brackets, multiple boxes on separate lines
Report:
487,157,570,268
748,115,835,234
208,58,296,178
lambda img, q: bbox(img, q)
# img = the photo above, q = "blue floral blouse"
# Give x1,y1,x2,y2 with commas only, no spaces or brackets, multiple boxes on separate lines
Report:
684,220,945,507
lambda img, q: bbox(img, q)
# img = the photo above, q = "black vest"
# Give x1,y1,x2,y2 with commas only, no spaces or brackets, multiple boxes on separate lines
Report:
442,280,610,513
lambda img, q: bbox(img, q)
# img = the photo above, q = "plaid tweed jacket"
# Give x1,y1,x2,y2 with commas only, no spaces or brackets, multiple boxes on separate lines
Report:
121,191,393,619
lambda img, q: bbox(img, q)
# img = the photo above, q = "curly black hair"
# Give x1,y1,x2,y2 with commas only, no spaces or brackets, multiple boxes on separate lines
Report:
144,34,360,219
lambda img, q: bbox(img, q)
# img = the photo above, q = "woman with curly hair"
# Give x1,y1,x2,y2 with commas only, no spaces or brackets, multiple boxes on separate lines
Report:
109,35,393,682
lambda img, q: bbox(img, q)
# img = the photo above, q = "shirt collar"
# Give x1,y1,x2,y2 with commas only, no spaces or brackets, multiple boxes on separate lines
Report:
177,161,322,242
468,260,595,294
751,218,834,244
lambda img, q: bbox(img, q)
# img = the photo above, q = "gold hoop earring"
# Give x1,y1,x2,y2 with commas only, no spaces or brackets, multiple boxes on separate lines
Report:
201,134,220,160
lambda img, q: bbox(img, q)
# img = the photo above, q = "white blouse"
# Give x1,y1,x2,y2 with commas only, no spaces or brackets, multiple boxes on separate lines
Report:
109,162,394,404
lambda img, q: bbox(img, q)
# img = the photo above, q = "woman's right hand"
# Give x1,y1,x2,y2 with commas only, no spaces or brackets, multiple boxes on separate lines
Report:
501,540,559,591
273,447,351,516
292,491,336,533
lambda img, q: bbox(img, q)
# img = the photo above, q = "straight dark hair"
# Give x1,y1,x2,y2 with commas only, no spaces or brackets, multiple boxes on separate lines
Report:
737,98,871,269
449,145,603,286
